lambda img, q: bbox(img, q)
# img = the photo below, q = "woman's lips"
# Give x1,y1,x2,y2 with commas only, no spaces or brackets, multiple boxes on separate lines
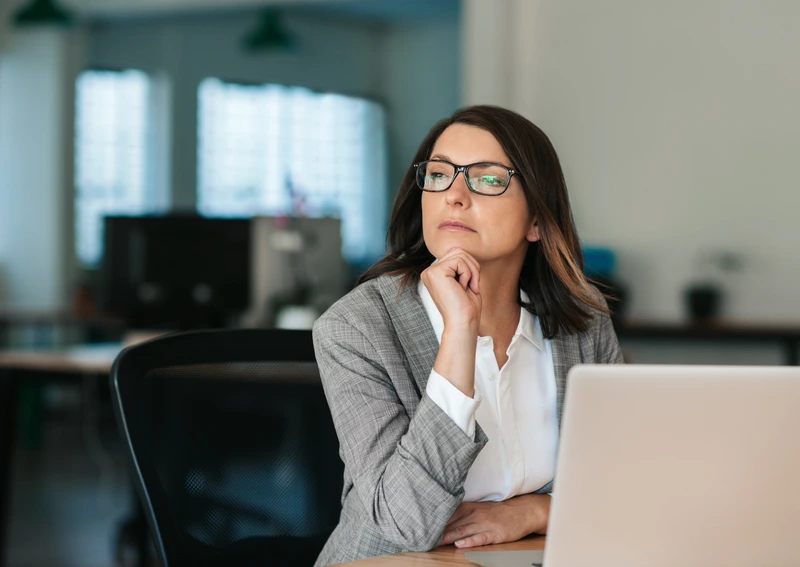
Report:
439,220,476,232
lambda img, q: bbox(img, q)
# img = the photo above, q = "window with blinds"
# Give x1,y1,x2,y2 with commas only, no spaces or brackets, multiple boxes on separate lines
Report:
197,78,388,263
74,69,166,266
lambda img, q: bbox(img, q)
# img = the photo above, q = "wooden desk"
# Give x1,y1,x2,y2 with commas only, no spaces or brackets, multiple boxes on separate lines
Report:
333,537,546,566
0,344,122,567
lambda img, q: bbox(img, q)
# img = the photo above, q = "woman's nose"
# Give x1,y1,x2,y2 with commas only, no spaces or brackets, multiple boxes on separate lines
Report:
445,171,471,207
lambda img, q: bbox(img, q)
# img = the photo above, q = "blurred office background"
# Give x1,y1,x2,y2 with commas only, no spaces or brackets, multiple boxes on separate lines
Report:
1,0,799,565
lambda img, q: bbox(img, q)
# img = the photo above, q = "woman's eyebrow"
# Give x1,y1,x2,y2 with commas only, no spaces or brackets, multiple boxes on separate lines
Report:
429,154,514,169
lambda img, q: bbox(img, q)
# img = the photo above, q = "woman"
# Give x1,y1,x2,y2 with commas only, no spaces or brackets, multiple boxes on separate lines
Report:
312,105,623,566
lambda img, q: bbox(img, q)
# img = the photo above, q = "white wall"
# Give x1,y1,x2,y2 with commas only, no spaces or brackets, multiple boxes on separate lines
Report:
379,18,462,199
464,0,800,323
0,60,6,276
0,28,83,309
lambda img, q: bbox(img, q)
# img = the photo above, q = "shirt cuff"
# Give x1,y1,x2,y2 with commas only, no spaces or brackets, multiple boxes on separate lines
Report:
425,369,481,439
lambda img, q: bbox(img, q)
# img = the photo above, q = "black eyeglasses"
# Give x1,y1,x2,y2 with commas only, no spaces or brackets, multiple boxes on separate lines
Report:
413,159,517,196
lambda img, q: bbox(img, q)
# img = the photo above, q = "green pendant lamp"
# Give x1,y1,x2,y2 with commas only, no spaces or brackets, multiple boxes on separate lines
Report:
13,0,73,27
242,9,294,53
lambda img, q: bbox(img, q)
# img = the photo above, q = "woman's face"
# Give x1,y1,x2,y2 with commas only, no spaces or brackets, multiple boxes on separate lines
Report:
421,123,539,266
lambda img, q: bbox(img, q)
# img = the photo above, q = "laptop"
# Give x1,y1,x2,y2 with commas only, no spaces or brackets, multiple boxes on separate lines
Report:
466,364,800,567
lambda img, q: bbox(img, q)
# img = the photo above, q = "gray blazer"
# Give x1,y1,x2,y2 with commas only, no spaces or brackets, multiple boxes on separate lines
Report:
312,274,623,566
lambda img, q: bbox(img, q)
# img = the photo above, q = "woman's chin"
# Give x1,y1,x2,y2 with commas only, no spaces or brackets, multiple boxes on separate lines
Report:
431,243,482,261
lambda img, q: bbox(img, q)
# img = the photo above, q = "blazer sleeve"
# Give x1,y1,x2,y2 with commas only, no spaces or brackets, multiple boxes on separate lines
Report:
313,313,487,551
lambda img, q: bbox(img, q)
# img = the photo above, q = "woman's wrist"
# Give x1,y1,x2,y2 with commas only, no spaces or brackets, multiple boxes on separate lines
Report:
442,314,480,335
524,494,551,534
441,323,479,342
503,493,550,535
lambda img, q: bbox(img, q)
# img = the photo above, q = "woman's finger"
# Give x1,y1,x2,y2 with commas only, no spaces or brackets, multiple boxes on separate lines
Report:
445,504,472,530
445,511,474,532
439,247,480,276
441,522,479,545
453,258,472,291
438,252,480,294
432,255,472,292
454,531,492,548
455,253,480,294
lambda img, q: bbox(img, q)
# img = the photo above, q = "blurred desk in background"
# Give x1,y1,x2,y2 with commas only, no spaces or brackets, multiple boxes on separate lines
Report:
615,322,800,365
0,343,125,567
0,343,121,374
0,309,125,348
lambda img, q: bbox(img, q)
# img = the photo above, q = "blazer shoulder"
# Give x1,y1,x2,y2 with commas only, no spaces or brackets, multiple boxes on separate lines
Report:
577,284,623,363
577,284,613,327
315,275,402,333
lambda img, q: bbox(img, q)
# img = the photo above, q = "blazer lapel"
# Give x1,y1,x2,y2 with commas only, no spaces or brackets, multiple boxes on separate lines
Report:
377,276,439,398
551,330,581,429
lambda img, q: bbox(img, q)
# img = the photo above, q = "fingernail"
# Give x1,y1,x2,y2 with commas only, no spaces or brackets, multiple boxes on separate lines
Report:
455,540,465,547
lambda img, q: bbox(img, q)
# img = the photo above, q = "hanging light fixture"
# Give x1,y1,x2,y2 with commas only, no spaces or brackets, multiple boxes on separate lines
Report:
241,9,294,53
13,0,73,27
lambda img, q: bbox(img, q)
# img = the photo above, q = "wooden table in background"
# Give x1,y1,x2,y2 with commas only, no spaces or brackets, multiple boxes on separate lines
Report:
333,537,546,566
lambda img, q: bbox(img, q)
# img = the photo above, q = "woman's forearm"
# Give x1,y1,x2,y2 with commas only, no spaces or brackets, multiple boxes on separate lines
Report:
434,326,478,397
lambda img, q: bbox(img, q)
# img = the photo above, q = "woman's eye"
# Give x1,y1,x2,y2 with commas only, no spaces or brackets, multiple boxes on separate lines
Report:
480,176,507,187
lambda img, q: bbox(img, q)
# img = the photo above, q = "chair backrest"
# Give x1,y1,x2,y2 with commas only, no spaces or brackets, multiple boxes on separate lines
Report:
110,329,343,567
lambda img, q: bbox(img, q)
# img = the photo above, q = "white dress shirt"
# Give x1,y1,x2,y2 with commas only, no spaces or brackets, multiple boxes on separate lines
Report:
418,280,559,502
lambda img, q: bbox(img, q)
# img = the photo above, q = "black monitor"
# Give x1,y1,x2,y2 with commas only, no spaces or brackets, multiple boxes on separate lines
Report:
100,215,251,330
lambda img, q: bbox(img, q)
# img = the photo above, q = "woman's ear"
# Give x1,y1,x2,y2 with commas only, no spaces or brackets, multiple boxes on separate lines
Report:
526,218,541,243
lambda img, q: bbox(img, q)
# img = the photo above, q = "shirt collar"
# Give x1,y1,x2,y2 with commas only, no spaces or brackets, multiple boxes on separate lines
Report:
518,289,545,351
417,280,545,351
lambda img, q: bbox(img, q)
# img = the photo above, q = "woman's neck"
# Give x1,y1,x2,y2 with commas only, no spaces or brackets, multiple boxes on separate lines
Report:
476,262,523,338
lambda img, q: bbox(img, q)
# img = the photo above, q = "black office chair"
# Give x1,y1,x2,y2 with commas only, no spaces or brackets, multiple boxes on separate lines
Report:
110,329,343,567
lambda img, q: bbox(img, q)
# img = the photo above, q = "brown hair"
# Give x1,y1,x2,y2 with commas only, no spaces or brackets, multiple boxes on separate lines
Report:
358,105,608,338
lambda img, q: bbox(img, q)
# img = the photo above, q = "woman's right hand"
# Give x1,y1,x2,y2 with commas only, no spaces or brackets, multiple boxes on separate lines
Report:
420,247,482,333
422,248,482,397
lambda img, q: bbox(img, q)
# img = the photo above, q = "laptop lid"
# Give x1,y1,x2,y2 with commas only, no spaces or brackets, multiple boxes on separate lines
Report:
544,364,800,567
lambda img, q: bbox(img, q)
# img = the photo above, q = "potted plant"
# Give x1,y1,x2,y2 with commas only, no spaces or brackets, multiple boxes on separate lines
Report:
684,250,743,322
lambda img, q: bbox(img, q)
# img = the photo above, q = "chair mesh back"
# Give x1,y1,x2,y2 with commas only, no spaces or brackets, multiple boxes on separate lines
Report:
114,334,343,567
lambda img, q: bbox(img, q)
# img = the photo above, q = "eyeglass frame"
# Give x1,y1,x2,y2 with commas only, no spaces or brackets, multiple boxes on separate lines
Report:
413,159,519,196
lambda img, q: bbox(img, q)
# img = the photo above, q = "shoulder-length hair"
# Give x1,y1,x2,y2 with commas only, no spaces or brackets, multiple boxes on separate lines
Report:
358,105,609,338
